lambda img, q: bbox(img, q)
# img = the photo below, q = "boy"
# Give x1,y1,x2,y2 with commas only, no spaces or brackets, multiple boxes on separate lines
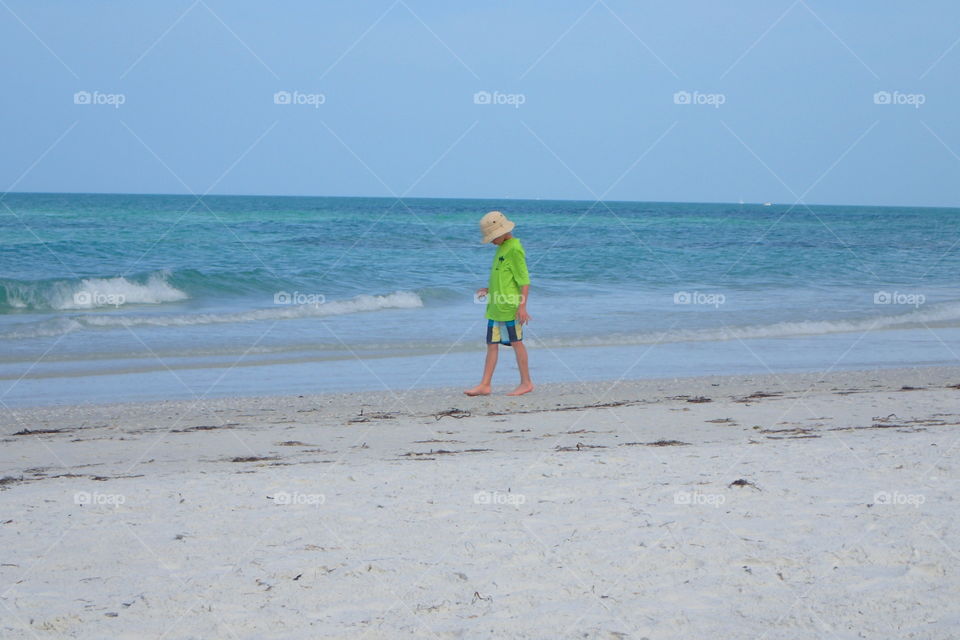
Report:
464,211,534,397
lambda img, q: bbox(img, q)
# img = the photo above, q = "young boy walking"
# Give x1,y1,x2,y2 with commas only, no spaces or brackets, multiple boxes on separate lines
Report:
464,211,534,397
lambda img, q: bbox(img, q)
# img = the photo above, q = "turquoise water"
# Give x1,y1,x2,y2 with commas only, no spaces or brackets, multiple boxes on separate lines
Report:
2,193,959,405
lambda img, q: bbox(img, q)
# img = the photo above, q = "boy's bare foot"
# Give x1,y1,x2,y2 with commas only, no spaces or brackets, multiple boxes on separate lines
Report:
506,382,534,396
464,384,492,396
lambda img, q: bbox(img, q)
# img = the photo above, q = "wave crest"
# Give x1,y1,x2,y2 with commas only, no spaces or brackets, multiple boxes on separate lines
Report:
0,290,424,338
1,272,188,311
82,290,423,329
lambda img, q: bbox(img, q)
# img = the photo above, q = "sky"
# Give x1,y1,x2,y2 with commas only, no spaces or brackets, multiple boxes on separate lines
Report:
2,1,959,207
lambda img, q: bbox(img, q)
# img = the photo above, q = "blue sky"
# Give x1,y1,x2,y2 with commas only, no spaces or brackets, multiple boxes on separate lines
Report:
2,1,959,206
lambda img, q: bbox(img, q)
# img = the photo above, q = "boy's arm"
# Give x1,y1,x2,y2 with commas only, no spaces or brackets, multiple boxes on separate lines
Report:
516,284,530,324
508,247,532,324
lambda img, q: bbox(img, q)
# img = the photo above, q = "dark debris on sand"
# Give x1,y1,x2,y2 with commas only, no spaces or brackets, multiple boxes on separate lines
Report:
555,442,608,452
620,439,691,447
435,408,471,421
172,424,240,433
734,391,783,403
348,409,398,424
12,428,73,436
401,448,492,457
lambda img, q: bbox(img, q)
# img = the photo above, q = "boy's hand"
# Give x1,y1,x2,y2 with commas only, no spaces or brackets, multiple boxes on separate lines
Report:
516,306,531,325
475,288,488,299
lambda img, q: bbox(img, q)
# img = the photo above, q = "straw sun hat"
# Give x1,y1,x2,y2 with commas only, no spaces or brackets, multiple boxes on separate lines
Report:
479,210,516,244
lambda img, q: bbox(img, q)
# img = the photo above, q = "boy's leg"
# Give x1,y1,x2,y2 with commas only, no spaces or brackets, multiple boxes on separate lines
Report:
464,343,499,396
506,340,534,396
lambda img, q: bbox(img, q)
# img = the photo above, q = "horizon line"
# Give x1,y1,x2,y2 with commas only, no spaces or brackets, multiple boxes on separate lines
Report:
3,190,957,211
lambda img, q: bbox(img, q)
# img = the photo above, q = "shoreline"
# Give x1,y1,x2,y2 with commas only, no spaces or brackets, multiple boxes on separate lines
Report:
5,363,959,418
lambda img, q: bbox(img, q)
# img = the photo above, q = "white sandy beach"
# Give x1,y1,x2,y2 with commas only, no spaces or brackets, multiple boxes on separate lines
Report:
1,366,959,639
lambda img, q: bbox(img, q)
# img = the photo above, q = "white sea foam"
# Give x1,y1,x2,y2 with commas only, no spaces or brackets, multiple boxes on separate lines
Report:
0,290,424,339
52,273,189,310
0,318,85,340
532,301,960,348
76,290,424,329
4,293,958,348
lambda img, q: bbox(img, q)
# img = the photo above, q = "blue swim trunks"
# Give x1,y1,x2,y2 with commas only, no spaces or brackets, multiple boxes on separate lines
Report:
486,319,522,346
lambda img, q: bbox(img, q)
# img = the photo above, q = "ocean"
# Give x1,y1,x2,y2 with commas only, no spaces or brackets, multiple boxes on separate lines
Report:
2,193,958,406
